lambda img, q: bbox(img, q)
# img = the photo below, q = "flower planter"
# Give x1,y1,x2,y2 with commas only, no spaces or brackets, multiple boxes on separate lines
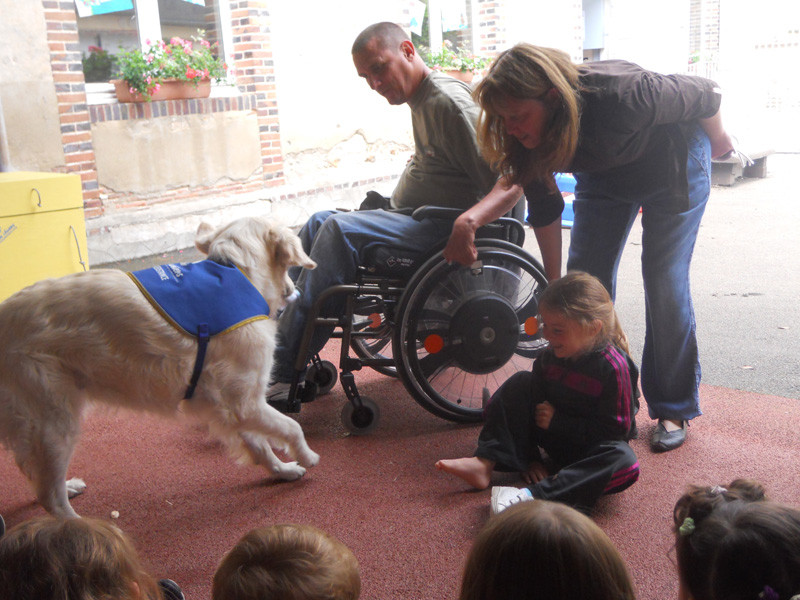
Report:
444,70,474,84
112,78,211,103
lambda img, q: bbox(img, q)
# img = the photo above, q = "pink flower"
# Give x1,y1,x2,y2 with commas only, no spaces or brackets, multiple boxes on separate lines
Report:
145,54,154,64
201,39,210,48
88,45,102,53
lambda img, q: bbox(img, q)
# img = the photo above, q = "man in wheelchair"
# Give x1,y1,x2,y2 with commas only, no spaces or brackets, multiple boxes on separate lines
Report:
266,22,524,405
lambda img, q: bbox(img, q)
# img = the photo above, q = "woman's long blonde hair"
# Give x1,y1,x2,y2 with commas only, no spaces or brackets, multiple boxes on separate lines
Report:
539,271,630,355
473,43,582,185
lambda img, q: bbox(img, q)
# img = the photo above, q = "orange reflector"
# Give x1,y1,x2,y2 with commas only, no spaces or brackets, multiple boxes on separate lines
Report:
369,313,382,328
424,334,445,354
524,316,539,336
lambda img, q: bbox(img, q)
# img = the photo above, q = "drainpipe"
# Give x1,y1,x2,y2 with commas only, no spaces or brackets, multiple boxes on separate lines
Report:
0,94,11,172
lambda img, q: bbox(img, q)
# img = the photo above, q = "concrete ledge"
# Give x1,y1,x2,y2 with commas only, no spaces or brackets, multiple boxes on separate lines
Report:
712,149,774,186
88,175,399,266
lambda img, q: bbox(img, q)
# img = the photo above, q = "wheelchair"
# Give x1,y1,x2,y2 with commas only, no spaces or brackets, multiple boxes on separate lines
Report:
269,205,549,434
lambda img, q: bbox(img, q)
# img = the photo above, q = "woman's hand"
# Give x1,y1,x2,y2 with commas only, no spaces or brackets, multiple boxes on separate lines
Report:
443,217,478,265
708,130,735,160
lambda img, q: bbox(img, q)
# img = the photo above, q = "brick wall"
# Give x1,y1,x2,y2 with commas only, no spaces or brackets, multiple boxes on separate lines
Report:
228,0,284,185
39,0,285,219
41,0,101,217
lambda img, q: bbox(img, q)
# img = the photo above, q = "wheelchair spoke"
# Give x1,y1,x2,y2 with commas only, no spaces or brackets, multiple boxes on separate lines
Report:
417,346,457,378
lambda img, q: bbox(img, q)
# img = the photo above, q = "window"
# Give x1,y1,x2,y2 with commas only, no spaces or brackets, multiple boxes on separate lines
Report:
76,0,232,85
411,0,478,57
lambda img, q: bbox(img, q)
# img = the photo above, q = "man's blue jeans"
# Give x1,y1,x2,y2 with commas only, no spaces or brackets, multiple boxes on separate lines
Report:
271,209,454,383
567,127,711,422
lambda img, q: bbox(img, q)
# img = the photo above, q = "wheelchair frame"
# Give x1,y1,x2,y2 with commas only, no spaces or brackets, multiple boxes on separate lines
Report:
270,207,549,434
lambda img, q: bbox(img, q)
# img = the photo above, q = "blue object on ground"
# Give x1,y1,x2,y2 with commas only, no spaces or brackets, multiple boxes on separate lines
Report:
524,172,576,228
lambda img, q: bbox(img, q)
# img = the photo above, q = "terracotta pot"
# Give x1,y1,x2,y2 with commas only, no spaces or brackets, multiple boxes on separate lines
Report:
112,78,211,103
444,69,474,84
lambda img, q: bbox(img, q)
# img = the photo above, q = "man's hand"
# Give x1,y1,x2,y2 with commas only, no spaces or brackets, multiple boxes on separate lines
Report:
535,401,555,429
443,217,478,265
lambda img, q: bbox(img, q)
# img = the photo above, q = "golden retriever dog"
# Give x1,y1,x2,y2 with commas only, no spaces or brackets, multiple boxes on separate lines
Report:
0,216,319,518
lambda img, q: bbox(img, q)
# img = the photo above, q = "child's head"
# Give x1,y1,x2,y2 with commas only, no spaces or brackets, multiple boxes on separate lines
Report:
538,271,629,357
708,501,800,600
212,523,360,600
672,479,768,600
0,515,162,600
459,500,636,600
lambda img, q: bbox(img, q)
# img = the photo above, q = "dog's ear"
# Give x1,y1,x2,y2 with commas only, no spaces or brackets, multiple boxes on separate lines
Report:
195,222,216,255
271,228,316,270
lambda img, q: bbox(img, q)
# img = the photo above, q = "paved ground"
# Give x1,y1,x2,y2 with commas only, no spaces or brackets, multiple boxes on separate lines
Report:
100,153,799,400
565,153,799,400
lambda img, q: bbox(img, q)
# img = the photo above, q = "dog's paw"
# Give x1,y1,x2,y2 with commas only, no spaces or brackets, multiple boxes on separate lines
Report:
66,478,87,498
298,449,320,468
274,462,307,481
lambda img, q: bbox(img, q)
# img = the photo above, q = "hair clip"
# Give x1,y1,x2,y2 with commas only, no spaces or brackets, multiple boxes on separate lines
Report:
678,517,695,536
710,485,728,496
759,586,779,600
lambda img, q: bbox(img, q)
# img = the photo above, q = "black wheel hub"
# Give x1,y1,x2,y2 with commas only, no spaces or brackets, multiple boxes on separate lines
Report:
448,294,519,374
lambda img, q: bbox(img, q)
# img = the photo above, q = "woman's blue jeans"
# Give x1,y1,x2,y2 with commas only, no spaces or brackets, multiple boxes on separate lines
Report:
568,127,711,421
271,209,454,383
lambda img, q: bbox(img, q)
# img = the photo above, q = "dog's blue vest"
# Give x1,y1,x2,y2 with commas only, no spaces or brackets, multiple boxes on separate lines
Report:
128,260,270,399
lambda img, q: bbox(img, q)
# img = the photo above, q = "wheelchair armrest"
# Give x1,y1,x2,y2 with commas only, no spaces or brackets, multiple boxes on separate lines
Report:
411,205,526,247
411,206,463,221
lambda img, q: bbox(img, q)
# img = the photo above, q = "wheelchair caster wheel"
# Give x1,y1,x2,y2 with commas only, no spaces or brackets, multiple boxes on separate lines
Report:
306,360,337,395
341,397,380,435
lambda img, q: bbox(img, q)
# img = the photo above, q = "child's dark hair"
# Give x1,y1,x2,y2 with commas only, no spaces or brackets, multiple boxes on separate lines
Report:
538,271,630,355
459,500,636,600
671,479,768,600
710,501,800,600
0,515,163,600
212,523,360,600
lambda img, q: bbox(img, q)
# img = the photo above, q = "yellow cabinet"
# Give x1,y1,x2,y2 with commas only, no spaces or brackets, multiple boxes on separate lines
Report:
0,172,89,302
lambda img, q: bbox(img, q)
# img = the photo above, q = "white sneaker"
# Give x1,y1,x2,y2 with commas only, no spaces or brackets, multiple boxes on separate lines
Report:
266,381,292,404
491,486,533,514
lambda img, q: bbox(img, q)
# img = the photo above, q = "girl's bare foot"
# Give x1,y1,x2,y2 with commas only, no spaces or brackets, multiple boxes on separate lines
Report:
435,457,494,490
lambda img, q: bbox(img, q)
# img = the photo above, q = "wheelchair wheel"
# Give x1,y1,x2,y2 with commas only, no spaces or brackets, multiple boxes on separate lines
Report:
305,359,338,395
393,240,548,422
341,397,381,435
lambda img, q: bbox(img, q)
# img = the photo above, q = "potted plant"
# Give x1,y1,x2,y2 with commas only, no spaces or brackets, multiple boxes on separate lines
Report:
82,45,116,83
422,40,491,83
112,31,227,102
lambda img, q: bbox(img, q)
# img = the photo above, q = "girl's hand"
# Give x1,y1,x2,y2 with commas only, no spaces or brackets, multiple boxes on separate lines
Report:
535,401,554,429
521,461,548,484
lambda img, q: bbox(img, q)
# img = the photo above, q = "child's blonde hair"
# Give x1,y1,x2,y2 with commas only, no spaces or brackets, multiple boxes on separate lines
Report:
539,271,630,355
0,515,162,600
459,500,636,600
212,523,360,600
